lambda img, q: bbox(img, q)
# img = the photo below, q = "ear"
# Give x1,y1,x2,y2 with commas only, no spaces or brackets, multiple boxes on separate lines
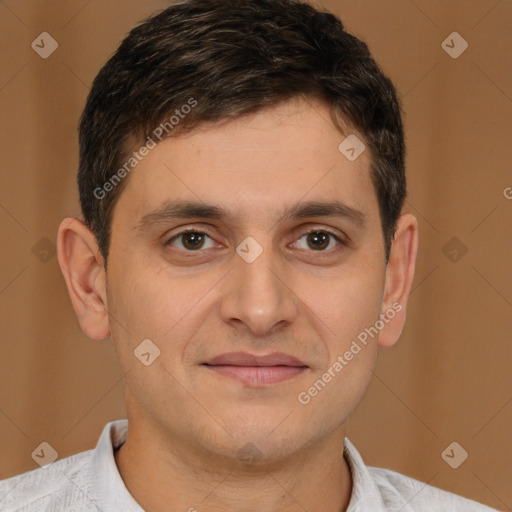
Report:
378,213,418,349
56,217,110,340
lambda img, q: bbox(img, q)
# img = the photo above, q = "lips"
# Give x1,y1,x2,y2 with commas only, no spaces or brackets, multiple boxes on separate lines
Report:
203,351,307,367
201,351,309,386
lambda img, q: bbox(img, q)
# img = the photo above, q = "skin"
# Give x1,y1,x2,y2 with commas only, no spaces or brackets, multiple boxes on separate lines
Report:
57,96,418,512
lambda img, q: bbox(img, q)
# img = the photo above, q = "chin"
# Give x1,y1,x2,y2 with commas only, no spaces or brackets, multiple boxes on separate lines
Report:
207,417,313,464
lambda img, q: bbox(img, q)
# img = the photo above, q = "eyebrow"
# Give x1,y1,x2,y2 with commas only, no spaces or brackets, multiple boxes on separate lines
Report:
133,199,366,232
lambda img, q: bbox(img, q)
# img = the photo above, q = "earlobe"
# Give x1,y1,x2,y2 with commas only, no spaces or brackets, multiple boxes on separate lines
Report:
56,217,110,340
378,213,419,349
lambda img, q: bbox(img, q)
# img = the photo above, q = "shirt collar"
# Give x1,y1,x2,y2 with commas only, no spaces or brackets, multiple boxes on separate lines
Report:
344,437,387,511
89,419,385,512
89,419,143,511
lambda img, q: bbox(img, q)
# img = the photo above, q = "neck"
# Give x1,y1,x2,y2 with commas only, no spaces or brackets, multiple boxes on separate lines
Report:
114,418,353,512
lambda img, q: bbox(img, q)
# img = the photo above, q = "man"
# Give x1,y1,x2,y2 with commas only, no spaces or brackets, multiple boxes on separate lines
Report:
0,0,498,510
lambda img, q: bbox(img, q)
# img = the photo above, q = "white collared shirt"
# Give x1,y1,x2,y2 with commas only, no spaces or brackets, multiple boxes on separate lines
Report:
0,419,498,511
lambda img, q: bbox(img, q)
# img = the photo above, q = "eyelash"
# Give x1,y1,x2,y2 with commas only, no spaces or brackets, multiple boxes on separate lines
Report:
165,227,346,253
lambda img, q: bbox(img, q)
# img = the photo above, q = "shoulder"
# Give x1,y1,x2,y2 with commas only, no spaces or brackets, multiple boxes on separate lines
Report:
0,449,94,512
368,466,498,512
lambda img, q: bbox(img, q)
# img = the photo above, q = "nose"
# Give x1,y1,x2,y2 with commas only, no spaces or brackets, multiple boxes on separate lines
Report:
219,244,299,338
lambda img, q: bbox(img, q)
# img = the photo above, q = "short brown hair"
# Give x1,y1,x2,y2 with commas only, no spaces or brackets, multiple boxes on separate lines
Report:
78,0,406,265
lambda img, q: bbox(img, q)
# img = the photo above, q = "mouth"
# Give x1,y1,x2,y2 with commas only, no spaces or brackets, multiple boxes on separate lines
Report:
201,351,309,386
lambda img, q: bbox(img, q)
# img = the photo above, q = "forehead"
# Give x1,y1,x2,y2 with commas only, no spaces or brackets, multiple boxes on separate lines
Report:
112,98,378,229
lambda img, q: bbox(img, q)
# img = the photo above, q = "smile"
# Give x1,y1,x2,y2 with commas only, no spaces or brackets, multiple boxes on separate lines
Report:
201,351,309,386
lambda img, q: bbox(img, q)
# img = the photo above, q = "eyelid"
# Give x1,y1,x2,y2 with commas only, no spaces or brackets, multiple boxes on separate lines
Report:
165,224,349,252
291,228,346,252
295,225,348,241
165,226,218,245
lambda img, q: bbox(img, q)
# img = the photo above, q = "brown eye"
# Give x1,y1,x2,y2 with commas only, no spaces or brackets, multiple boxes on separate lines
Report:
294,230,341,252
307,232,329,250
167,231,215,251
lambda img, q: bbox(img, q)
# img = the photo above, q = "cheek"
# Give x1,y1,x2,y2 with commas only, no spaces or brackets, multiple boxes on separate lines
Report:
293,264,383,420
107,260,219,354
106,266,214,403
296,277,381,423
300,264,384,354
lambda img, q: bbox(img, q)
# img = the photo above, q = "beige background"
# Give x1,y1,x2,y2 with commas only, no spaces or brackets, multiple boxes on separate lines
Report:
0,0,511,509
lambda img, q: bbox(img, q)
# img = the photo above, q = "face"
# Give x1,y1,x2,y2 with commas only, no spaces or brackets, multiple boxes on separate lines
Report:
78,98,405,463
